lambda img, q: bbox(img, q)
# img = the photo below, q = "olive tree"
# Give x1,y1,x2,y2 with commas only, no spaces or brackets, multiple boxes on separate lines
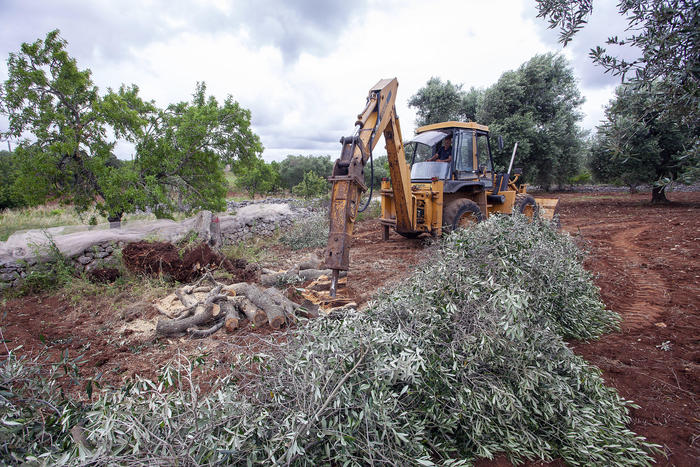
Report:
590,84,698,202
408,77,481,126
0,30,263,221
536,0,699,187
477,53,586,189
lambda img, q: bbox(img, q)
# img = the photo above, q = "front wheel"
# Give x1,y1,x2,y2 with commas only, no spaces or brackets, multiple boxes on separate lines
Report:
443,199,483,232
514,194,537,218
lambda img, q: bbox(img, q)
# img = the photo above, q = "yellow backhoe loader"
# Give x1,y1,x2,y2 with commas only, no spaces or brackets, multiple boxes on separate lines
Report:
323,78,558,296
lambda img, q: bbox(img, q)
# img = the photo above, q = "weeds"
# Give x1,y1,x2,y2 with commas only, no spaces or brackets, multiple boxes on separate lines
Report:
0,204,186,242
279,212,328,250
17,233,76,295
221,235,279,264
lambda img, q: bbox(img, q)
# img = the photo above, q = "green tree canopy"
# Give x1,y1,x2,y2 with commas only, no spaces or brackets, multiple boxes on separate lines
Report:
1,30,117,212
278,154,332,191
590,83,699,202
408,77,481,126
477,53,586,188
291,170,329,198
0,149,24,209
234,158,281,197
131,82,263,218
0,30,263,221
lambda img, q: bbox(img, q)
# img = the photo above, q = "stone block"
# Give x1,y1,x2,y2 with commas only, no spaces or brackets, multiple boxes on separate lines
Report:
0,272,19,282
76,255,92,265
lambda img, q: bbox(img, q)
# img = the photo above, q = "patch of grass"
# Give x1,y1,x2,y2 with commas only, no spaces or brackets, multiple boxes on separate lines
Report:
0,205,97,241
221,235,279,263
224,170,237,189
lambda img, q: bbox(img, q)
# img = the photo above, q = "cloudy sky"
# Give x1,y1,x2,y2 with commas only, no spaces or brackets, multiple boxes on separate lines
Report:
0,0,632,161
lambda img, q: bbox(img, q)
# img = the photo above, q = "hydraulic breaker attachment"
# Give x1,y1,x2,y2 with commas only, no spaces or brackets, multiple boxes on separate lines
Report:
322,78,411,297
324,136,368,296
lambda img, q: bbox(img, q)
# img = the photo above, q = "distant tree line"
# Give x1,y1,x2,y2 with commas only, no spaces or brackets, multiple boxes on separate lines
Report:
233,153,389,199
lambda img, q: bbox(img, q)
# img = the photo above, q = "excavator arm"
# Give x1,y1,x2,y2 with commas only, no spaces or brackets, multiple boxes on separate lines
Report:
323,78,412,296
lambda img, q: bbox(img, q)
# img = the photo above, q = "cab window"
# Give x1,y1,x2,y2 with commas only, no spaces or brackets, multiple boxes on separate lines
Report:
405,142,434,166
476,133,492,172
455,130,473,172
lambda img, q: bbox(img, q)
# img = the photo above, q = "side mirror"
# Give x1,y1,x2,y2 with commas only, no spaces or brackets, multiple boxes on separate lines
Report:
498,135,504,150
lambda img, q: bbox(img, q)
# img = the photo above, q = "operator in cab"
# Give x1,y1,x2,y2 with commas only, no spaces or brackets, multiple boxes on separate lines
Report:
428,133,453,163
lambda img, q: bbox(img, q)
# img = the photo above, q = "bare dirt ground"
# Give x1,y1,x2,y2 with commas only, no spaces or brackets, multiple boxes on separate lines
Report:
560,191,700,467
1,192,698,465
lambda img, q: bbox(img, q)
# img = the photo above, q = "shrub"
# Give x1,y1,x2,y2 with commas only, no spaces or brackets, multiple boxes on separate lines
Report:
18,233,76,295
278,154,333,191
279,212,328,250
291,171,328,198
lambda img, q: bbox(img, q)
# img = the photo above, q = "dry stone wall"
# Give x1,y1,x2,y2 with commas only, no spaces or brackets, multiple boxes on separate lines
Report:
0,201,315,291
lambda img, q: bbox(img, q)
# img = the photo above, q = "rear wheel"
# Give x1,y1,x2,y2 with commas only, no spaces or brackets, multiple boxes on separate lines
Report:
443,199,483,232
514,194,537,218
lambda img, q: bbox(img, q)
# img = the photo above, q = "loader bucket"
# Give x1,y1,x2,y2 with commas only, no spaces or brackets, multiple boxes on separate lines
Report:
534,197,560,223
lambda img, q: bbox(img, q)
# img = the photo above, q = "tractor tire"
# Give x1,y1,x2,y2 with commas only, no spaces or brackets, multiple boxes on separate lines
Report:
398,231,421,239
443,199,483,232
514,194,538,218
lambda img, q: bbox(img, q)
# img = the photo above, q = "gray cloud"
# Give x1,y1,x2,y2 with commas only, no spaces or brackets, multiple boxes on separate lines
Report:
0,0,368,69
0,0,169,65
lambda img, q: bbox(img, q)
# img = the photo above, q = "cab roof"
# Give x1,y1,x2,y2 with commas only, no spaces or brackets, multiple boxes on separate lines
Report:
416,121,489,134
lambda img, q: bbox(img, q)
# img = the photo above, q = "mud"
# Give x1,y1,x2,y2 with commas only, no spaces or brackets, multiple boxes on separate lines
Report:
122,241,258,283
1,191,698,465
88,267,121,283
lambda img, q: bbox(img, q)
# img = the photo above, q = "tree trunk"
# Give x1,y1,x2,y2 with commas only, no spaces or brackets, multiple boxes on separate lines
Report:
231,295,267,327
651,186,669,204
226,283,290,329
108,212,123,229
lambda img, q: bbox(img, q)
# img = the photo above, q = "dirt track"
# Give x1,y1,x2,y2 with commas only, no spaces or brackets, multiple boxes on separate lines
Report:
1,191,698,465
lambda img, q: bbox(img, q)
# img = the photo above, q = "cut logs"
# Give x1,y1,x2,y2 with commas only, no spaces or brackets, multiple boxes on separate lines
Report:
156,273,305,337
153,253,348,339
224,283,299,330
230,295,266,328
